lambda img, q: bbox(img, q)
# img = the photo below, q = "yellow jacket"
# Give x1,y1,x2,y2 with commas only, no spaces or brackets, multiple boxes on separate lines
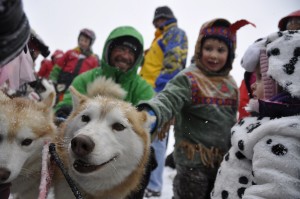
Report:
140,20,188,92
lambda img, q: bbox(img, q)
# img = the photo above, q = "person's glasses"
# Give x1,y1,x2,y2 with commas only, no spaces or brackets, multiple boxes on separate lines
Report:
114,46,135,57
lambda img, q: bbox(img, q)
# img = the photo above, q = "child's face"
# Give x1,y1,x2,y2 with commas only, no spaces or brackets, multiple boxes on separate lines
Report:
286,17,300,30
78,35,91,51
200,38,229,72
251,66,264,99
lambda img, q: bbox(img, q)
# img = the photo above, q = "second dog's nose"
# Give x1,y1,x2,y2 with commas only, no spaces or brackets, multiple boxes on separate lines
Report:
71,135,95,157
0,168,11,182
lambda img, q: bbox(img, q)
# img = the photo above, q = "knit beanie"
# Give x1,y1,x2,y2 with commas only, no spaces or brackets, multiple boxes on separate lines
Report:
153,6,176,23
201,19,256,52
0,0,31,66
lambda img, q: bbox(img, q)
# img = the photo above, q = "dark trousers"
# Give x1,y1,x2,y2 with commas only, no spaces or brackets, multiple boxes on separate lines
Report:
173,165,218,199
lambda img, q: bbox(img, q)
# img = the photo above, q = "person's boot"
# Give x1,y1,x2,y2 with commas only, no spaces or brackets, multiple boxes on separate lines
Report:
165,151,175,169
144,188,161,198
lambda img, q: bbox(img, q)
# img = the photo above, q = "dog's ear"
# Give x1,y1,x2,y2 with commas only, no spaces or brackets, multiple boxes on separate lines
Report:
41,92,55,108
38,92,55,118
69,86,88,109
0,90,10,101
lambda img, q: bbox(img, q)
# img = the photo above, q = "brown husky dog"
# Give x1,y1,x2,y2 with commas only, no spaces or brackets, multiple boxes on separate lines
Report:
53,77,154,199
0,91,56,199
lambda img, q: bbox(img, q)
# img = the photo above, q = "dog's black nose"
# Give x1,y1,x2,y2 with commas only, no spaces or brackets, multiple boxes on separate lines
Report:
71,135,95,157
0,168,10,182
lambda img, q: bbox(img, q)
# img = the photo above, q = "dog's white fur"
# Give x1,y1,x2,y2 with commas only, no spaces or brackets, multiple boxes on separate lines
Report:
86,76,127,100
0,91,56,198
54,77,154,199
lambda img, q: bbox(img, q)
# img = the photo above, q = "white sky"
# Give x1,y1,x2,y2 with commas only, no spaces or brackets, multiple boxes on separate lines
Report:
23,0,299,86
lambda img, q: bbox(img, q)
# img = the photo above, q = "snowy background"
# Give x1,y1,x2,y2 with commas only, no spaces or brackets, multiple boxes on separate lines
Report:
23,0,299,86
21,1,299,198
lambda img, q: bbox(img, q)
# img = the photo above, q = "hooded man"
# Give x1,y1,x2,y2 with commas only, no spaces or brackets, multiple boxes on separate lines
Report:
54,26,154,115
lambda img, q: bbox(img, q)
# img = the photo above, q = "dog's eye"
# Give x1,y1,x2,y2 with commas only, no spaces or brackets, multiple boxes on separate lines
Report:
81,115,90,123
112,123,125,131
21,138,33,146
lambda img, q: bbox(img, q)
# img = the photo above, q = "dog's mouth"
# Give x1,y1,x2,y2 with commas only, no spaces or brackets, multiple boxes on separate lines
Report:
73,156,118,173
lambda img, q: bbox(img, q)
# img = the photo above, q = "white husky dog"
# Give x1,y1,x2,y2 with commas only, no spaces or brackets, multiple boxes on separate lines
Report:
53,77,154,199
0,91,56,198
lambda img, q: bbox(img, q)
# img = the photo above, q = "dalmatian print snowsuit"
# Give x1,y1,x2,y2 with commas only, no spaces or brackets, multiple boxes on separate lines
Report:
211,30,300,199
211,116,300,199
267,30,300,98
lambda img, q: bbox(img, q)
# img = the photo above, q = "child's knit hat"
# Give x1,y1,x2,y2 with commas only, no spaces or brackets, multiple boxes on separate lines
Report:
200,19,256,52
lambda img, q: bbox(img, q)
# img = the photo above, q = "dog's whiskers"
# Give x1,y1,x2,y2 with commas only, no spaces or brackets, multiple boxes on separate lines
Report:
110,160,120,182
19,168,40,181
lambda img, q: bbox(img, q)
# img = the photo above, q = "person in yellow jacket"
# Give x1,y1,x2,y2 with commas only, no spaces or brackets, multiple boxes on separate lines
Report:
139,6,188,198
140,6,188,92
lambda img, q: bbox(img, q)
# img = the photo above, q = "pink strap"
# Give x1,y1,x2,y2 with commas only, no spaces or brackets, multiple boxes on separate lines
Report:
38,141,54,199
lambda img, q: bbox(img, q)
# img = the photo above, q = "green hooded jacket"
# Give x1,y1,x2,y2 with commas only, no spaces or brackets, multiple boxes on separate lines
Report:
54,26,154,112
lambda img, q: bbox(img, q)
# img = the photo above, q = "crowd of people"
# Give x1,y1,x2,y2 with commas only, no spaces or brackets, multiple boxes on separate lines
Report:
0,0,300,198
